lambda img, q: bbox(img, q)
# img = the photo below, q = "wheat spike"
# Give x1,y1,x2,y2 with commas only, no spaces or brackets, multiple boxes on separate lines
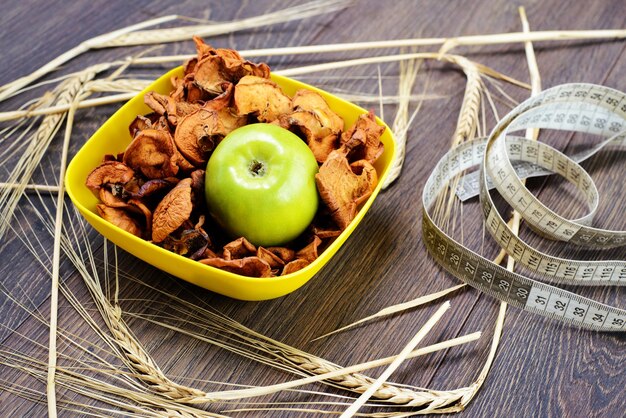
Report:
450,56,482,146
105,310,207,403
0,64,108,241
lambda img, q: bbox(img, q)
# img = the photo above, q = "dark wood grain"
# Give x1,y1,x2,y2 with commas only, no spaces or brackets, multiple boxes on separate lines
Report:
1,0,625,417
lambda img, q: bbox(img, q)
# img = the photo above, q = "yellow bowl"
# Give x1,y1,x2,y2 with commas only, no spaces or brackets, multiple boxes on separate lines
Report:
65,68,396,301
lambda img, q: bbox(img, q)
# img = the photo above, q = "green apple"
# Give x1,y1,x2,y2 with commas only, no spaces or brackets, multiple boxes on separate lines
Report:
205,123,319,247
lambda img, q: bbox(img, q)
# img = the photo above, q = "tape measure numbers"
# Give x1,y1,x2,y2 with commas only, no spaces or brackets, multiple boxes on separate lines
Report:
422,83,626,331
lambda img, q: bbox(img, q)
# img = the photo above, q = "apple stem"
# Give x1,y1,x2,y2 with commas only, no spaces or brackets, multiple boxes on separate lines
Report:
249,160,266,177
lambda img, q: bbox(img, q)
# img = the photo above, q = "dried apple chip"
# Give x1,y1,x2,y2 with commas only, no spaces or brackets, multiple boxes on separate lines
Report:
174,109,221,166
121,176,143,196
349,160,378,205
192,35,213,60
184,73,211,103
194,36,270,79
216,107,247,134
133,178,178,199
98,188,127,208
152,178,193,243
170,76,186,102
95,181,152,237
299,92,342,142
170,147,194,174
183,58,198,76
123,129,179,179
97,204,142,237
257,247,285,268
143,91,169,116
279,111,337,163
191,36,270,95
199,256,272,278
161,227,210,260
203,82,234,112
339,110,385,164
193,55,228,95
127,199,153,239
292,90,343,129
199,84,247,135
168,98,203,127
240,60,270,80
281,259,310,275
86,161,135,193
234,75,292,122
312,226,342,239
190,169,205,198
315,150,378,230
296,236,322,263
193,52,264,95
266,247,296,263
129,114,159,137
174,106,245,167
223,237,256,260
145,91,201,127
274,90,344,162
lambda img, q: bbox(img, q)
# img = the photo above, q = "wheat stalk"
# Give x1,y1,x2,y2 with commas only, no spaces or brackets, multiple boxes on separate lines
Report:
46,80,84,418
100,0,351,48
430,9,546,410
0,17,176,103
124,306,476,407
382,58,422,189
0,0,348,103
0,348,226,417
94,256,479,409
9,202,482,414
275,52,527,88
58,231,208,404
0,51,521,416
0,86,441,123
0,92,137,122
0,64,108,241
453,10,544,407
438,28,626,54
86,78,152,93
433,54,483,232
312,284,465,341
1,18,619,104
339,302,451,417
55,206,482,411
1,6,620,416
123,28,626,65
8,201,230,417
0,182,60,193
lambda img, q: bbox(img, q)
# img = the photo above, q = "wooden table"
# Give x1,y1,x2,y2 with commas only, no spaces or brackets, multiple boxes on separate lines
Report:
1,1,624,416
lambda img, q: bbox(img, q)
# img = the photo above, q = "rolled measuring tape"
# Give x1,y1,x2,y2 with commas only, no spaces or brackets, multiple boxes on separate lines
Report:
422,83,626,331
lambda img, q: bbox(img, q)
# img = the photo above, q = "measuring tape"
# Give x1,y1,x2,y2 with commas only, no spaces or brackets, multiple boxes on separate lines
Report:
454,128,626,202
422,83,626,331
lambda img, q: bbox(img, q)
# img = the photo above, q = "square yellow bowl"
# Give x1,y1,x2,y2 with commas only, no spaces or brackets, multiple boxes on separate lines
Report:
65,67,396,301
